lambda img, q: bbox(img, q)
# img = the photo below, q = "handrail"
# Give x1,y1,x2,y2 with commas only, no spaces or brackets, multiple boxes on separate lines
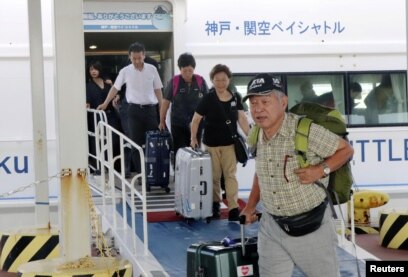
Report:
87,109,108,174
87,108,149,256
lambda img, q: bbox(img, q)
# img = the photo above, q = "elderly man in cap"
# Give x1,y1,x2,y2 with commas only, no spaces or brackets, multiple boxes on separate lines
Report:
240,73,353,277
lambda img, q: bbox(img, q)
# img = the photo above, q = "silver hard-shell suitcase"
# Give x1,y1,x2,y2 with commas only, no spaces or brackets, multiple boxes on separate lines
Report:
174,147,213,223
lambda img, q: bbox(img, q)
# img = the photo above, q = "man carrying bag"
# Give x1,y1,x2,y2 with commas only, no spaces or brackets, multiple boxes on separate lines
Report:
241,73,354,277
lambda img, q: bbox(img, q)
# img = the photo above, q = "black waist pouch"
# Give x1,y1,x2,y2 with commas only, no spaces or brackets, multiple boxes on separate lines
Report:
272,199,328,237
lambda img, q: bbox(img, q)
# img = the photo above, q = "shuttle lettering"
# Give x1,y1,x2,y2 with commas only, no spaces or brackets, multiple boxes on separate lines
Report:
350,139,408,162
0,156,28,174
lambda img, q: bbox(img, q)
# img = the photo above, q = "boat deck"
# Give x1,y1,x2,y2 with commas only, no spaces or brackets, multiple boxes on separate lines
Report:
134,213,367,276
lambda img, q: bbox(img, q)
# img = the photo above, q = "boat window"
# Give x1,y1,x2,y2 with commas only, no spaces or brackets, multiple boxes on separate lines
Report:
286,74,345,115
232,71,408,127
347,73,408,125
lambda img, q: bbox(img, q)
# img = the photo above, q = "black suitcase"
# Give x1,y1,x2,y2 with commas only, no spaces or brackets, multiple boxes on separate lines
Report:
145,130,171,193
186,216,260,277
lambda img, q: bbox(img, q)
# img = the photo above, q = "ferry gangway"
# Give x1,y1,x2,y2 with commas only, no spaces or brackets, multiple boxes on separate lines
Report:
87,107,148,252
87,109,167,276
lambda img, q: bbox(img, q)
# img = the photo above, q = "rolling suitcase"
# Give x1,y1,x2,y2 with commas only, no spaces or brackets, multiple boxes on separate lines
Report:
145,130,171,193
174,147,213,223
186,215,260,277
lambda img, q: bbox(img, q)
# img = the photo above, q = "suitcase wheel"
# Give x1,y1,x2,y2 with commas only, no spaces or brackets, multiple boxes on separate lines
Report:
186,218,194,225
165,187,170,193
206,217,211,224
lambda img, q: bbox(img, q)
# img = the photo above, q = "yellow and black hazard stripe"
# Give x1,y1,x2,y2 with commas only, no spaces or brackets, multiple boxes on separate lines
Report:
353,225,379,234
18,268,131,277
340,225,379,238
379,212,408,249
0,233,59,272
17,257,132,277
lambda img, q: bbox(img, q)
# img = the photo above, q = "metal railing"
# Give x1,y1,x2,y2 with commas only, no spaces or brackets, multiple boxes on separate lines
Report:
87,108,149,256
87,109,107,174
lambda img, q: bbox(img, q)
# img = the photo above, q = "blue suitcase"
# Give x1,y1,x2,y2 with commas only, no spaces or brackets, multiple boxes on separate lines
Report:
145,130,171,193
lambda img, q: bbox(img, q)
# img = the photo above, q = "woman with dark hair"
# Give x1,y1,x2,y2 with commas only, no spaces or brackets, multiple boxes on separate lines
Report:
86,60,121,173
190,64,250,221
159,52,209,161
86,61,115,109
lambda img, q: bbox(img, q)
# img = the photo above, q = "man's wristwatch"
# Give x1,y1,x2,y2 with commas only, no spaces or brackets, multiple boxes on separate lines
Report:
322,162,331,177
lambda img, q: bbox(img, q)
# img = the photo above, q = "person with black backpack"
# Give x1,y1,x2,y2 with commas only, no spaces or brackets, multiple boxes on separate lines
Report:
240,73,354,277
159,53,209,160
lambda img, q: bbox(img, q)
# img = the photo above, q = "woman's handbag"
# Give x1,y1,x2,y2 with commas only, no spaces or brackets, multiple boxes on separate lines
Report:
233,134,250,165
216,93,250,166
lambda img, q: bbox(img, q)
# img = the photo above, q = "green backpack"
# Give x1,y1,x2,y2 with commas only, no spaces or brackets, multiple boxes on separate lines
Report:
289,102,353,205
247,102,353,205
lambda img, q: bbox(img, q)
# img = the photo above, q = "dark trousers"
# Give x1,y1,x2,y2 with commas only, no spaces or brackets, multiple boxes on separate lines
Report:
107,112,122,172
171,125,190,159
119,99,132,175
127,103,159,173
171,124,202,164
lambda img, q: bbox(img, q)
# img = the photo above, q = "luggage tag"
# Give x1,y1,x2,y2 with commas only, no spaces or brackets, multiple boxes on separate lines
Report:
237,264,254,276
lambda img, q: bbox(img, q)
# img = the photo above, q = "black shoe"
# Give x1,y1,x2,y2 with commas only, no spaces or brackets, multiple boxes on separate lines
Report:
212,202,221,218
228,208,240,221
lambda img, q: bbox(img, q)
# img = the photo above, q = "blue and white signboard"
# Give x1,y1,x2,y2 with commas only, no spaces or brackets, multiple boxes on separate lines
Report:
182,0,404,53
83,1,172,32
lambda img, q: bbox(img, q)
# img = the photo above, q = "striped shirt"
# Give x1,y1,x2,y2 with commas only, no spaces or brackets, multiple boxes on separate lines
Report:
256,113,339,216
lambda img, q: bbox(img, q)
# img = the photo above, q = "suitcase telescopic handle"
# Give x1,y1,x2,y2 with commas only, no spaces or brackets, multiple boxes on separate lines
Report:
239,213,262,225
239,213,262,257
200,181,207,195
191,146,204,157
